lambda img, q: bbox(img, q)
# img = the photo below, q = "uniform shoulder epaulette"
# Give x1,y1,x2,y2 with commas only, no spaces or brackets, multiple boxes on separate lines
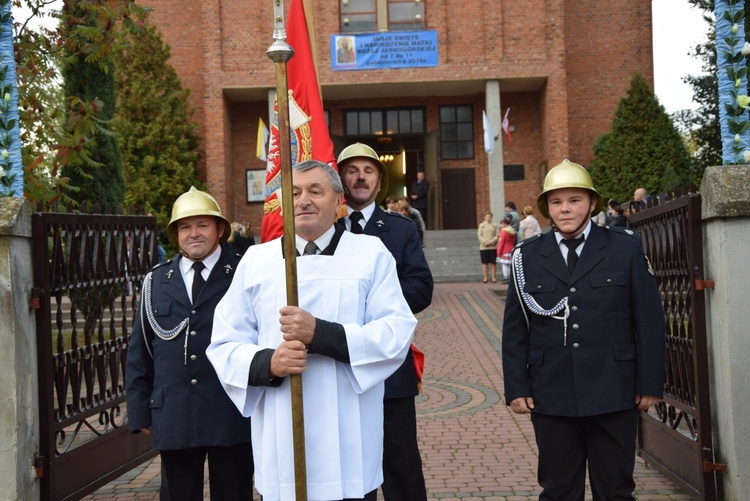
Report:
604,225,638,238
148,258,174,274
385,210,411,222
513,232,542,249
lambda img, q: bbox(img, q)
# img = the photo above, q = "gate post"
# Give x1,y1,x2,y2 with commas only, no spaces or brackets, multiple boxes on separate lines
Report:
701,165,750,500
0,197,39,500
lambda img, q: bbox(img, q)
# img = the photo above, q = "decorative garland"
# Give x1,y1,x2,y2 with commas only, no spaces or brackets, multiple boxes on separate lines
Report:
0,0,22,197
716,0,750,164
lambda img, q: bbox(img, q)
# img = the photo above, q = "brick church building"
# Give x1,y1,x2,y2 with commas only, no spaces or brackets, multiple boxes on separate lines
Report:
138,0,654,231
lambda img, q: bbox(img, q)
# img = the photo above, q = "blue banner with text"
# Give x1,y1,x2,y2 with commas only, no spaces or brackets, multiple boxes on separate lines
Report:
330,31,438,71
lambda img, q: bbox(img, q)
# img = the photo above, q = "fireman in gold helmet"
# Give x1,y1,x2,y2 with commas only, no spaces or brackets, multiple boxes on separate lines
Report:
167,186,232,248
337,142,433,500
127,185,254,501
502,160,665,500
536,159,603,238
337,142,389,206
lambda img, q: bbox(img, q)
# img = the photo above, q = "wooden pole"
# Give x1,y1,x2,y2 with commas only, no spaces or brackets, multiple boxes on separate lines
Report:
267,1,307,498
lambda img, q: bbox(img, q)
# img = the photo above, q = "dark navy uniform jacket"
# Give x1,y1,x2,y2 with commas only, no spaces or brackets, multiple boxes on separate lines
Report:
359,205,433,398
126,248,252,450
502,224,666,417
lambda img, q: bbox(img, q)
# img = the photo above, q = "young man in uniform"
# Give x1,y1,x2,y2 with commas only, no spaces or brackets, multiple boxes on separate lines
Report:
126,187,254,500
502,159,665,500
338,143,433,501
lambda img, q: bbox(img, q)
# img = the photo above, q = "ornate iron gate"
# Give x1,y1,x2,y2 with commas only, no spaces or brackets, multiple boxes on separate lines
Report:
31,207,159,501
628,190,724,500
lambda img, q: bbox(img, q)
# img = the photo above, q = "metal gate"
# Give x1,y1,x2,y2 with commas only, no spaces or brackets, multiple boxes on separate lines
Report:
628,190,725,500
31,207,159,501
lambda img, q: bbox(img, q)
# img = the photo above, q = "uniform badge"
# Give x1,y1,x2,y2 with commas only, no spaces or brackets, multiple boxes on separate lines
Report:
644,255,655,276
375,219,385,229
165,269,174,280
224,264,234,275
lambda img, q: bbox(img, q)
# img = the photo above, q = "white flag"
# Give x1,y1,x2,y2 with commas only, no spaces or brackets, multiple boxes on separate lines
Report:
483,111,495,154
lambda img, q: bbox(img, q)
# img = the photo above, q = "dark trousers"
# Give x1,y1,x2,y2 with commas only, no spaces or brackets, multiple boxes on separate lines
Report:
531,408,638,501
415,207,428,227
381,396,427,501
160,442,254,501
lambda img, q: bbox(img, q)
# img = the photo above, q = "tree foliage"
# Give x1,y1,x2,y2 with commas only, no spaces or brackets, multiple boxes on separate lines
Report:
589,73,693,203
112,20,203,233
59,0,125,208
13,0,145,206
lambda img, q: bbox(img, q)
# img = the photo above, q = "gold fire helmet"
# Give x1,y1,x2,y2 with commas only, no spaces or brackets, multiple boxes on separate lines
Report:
337,142,390,200
167,186,232,243
536,159,603,219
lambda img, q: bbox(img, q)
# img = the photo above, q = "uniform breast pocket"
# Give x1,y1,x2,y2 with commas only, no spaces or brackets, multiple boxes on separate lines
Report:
152,301,171,317
590,271,626,311
523,278,558,307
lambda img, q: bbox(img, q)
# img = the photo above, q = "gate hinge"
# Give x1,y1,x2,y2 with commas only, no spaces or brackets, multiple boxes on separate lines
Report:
703,461,727,472
695,279,715,291
29,288,45,309
33,454,45,478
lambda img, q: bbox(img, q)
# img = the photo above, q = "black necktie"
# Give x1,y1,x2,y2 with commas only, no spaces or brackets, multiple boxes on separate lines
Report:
191,261,206,302
562,237,584,274
303,241,319,255
349,211,364,234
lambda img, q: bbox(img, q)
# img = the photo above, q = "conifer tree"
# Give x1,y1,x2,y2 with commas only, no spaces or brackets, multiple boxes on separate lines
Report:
59,0,125,209
113,20,202,232
588,73,693,203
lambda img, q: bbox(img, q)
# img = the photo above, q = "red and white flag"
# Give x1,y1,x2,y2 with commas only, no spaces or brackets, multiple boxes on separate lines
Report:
501,108,512,143
260,0,336,243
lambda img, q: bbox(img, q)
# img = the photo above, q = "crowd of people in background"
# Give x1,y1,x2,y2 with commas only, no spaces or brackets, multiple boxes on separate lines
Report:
476,187,651,283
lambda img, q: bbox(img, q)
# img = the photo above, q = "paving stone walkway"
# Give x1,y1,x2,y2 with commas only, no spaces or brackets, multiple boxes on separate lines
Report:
84,282,690,500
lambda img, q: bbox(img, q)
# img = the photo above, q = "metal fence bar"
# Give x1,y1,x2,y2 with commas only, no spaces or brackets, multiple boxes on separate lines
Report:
629,189,718,500
32,208,159,501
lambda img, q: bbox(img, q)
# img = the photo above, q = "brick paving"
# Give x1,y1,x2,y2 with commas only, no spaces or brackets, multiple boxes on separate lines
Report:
84,282,690,500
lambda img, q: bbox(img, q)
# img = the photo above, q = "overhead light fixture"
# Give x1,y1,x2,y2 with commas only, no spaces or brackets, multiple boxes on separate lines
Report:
379,154,394,163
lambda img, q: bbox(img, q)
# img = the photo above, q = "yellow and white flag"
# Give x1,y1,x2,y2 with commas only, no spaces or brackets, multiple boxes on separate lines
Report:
256,117,269,161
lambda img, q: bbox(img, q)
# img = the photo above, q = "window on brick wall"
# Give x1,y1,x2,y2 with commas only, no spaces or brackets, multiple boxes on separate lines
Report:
440,105,474,160
344,107,425,136
340,0,425,33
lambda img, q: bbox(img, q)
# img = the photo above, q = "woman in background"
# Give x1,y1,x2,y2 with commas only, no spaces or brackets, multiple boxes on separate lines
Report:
477,210,498,283
519,205,542,240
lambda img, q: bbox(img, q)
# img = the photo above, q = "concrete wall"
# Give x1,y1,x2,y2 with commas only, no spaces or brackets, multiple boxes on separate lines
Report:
0,197,39,500
701,165,750,500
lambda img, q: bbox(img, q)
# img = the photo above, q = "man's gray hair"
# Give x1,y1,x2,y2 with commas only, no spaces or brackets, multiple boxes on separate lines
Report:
293,160,344,194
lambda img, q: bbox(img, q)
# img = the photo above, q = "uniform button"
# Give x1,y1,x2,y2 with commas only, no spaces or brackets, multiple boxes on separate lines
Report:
607,278,612,283
190,330,197,337
570,287,577,293
191,310,197,315
190,354,197,361
571,305,578,312
537,285,542,290
191,379,198,385
573,342,580,349
572,323,579,329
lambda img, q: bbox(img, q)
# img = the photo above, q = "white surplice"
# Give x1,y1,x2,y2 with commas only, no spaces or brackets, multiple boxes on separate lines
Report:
207,231,417,500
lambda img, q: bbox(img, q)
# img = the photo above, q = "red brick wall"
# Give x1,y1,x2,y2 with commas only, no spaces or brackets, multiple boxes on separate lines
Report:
135,0,654,230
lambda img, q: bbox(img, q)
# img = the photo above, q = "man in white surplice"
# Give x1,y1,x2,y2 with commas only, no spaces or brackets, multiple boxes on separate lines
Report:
207,160,417,501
